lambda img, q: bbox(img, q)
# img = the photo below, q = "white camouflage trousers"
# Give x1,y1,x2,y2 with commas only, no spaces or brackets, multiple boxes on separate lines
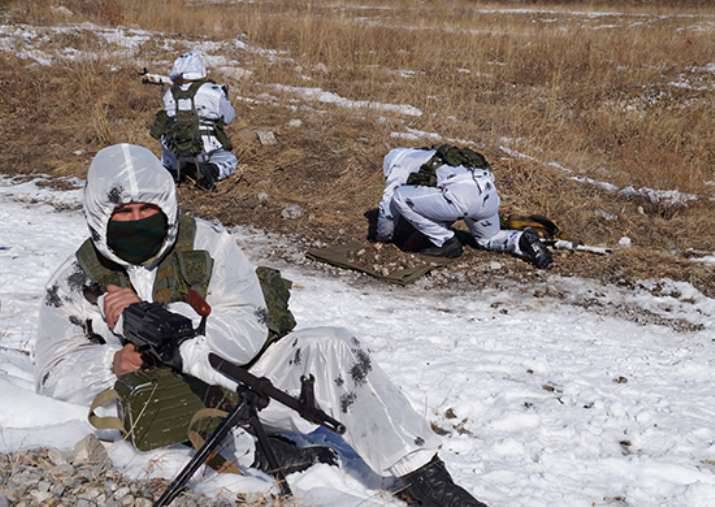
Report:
246,327,440,475
391,178,523,254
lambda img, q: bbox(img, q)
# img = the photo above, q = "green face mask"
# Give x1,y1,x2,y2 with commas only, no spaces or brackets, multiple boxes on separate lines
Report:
106,212,168,265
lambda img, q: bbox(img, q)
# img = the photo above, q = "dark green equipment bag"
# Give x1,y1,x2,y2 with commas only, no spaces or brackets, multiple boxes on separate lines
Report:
406,144,491,187
89,367,237,452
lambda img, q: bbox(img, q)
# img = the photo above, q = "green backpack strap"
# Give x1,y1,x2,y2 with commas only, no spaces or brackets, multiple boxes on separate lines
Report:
76,239,131,289
255,266,297,341
187,408,242,474
88,387,125,432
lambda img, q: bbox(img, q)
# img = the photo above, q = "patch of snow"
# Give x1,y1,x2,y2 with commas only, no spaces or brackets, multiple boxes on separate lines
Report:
501,147,701,207
269,84,423,117
390,128,441,142
1,176,714,506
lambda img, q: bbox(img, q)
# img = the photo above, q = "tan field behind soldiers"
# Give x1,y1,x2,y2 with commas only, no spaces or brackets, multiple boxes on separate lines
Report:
2,0,714,294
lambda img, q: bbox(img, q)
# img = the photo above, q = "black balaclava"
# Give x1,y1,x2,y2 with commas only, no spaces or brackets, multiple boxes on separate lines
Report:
106,212,168,266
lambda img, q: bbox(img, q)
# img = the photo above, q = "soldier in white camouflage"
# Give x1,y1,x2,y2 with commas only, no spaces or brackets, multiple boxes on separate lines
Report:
376,145,552,268
35,144,489,507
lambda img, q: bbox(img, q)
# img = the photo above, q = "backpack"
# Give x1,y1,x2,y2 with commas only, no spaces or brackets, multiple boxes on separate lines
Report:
406,144,491,187
166,80,208,158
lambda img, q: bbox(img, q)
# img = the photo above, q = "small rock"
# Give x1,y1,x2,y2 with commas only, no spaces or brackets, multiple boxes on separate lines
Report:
134,499,153,507
257,192,269,204
637,206,645,215
0,494,8,507
120,495,135,506
72,434,110,469
31,490,52,503
618,236,632,248
256,130,277,145
488,261,503,271
37,481,51,492
314,63,329,73
114,486,131,499
47,448,69,466
288,119,303,128
51,463,75,476
281,204,304,220
80,487,101,499
50,483,65,496
50,5,73,17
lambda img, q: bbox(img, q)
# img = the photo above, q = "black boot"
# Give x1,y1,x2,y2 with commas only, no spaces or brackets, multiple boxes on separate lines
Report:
251,435,338,476
196,163,220,191
397,455,489,507
518,228,552,269
419,236,463,258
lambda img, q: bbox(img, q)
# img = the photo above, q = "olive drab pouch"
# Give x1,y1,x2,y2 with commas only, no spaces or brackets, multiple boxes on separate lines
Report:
256,266,296,341
166,80,208,158
88,367,237,452
149,110,170,141
406,144,491,187
432,144,490,171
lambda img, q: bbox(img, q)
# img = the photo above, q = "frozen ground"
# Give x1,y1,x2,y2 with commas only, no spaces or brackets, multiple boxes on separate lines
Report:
0,176,713,506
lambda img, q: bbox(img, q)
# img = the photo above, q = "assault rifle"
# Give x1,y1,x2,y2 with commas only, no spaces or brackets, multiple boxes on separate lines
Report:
503,214,613,256
139,67,173,86
121,295,346,507
543,238,612,256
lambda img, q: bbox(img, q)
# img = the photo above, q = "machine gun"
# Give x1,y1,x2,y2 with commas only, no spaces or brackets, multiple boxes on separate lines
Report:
120,294,346,506
122,289,210,369
154,354,346,506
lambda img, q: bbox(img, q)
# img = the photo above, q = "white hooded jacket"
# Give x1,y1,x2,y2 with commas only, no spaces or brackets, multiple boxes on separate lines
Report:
34,144,267,405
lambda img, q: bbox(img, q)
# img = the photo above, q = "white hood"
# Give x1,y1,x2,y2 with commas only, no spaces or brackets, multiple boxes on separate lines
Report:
169,50,207,81
83,144,178,269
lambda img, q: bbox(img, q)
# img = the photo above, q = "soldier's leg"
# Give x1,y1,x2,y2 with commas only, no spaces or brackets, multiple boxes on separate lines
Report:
463,185,551,268
249,326,440,475
160,140,179,180
390,186,461,247
205,150,238,180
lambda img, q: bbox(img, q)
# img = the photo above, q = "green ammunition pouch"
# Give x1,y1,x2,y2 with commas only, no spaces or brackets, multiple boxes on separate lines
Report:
406,144,491,188
88,367,238,453
149,80,232,156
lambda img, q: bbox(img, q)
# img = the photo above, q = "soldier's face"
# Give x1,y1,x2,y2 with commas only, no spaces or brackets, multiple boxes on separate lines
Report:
111,202,161,222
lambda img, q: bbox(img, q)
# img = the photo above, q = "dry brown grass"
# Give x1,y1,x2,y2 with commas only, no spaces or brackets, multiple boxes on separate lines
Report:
2,0,714,293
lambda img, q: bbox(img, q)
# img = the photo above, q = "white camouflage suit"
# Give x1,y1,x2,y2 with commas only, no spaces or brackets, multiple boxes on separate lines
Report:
34,144,439,476
377,147,526,255
160,51,238,180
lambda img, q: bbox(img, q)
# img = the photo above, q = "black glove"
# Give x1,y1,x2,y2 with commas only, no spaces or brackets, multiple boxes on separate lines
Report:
122,302,196,370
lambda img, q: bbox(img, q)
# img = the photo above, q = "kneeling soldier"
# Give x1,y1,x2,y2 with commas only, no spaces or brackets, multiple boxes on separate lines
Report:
376,145,552,268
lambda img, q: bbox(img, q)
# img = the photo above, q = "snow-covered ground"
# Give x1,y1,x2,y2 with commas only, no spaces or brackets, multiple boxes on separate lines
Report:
1,176,714,507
